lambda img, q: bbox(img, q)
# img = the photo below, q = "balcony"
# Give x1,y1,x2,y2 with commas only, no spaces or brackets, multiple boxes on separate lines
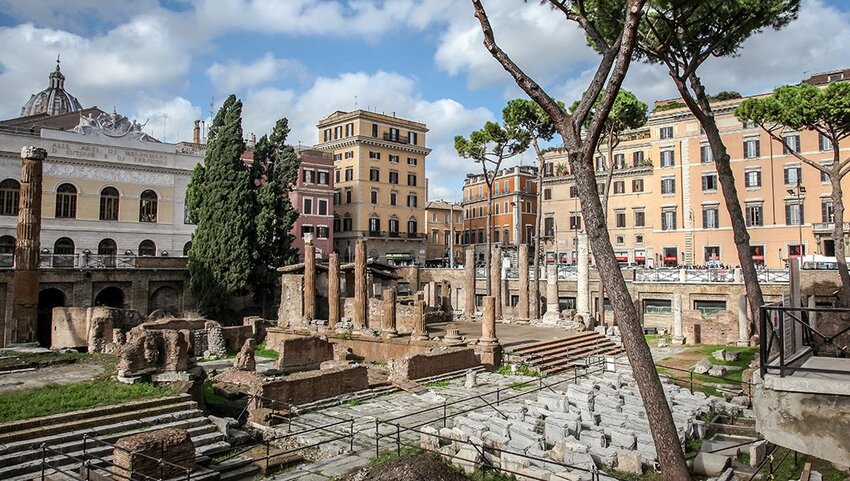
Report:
382,132,409,144
0,254,189,270
812,221,850,234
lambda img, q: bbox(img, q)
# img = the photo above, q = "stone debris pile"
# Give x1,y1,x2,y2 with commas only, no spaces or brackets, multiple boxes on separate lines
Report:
421,366,727,480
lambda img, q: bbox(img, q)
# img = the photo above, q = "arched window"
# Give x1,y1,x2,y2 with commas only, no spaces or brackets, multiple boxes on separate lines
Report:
0,235,15,267
138,239,156,256
98,238,117,268
0,179,20,216
55,183,77,218
53,237,75,267
407,217,418,237
182,241,192,256
388,216,399,236
139,190,158,223
100,187,119,221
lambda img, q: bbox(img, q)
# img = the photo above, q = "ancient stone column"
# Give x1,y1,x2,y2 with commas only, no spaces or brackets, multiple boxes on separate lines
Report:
490,245,502,321
541,264,560,324
328,253,340,330
518,244,529,321
672,293,684,344
464,247,475,317
412,298,429,340
353,240,367,331
12,146,46,344
480,296,498,345
737,294,749,346
382,289,398,337
303,240,316,321
427,281,437,308
576,231,591,320
440,280,452,313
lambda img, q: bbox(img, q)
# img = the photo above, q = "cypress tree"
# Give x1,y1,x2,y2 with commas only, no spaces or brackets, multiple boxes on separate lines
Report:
187,95,253,316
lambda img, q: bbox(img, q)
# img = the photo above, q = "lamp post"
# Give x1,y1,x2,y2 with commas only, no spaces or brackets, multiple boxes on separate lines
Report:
787,179,807,260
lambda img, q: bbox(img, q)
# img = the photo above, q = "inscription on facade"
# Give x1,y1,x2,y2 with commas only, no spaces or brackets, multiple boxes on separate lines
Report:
50,142,169,166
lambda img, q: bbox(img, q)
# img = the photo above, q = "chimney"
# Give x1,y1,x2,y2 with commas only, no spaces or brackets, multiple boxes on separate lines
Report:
193,120,200,144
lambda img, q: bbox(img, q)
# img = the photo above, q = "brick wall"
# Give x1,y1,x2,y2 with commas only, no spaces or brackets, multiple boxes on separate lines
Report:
388,347,479,383
260,365,369,405
112,428,195,480
683,309,738,345
266,329,435,363
277,336,334,370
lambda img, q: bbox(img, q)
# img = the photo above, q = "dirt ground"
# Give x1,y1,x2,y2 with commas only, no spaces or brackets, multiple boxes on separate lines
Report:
0,363,104,393
340,454,470,481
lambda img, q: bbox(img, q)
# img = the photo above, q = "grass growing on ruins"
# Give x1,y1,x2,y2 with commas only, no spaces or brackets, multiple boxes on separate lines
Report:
495,363,539,377
765,448,850,481
370,447,423,465
254,343,279,359
644,334,671,345
425,380,451,388
0,349,86,367
508,381,533,391
0,379,173,423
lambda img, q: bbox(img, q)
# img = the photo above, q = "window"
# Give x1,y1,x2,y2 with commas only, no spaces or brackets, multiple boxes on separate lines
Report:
408,174,417,186
788,244,805,257
745,204,763,227
597,183,605,195
543,188,552,200
369,168,380,181
616,235,624,245
318,199,328,216
301,225,313,235
632,151,645,167
345,189,352,203
407,157,417,165
138,239,156,257
595,156,606,172
493,229,500,243
660,149,675,167
407,218,418,235
569,214,581,230
745,170,761,188
407,193,417,208
632,179,644,193
614,153,625,169
634,210,645,227
53,237,75,267
303,169,315,183
333,216,340,232
785,202,804,225
390,192,397,206
661,210,677,230
98,238,116,257
334,153,342,161
55,183,77,218
701,173,718,192
694,300,726,318
369,151,381,160
494,203,500,215
345,167,353,181
569,186,578,198
635,234,644,244
389,154,399,163
343,216,352,231
819,133,833,151
743,137,760,159
345,122,353,136
344,151,354,159
822,200,835,223
372,123,378,137
304,198,313,214
784,166,801,186
613,181,625,194
700,143,713,164
370,190,378,204
388,171,399,184
544,162,554,176
138,190,158,223
409,132,418,145
661,178,675,194
99,186,119,221
323,129,331,142
318,171,329,185
702,206,719,229
821,165,831,183
544,217,555,237
333,126,341,139
369,217,380,234
503,180,509,192
335,170,340,183
704,246,721,263
783,134,801,154
0,179,19,216
615,211,626,228
317,226,329,239
660,126,673,139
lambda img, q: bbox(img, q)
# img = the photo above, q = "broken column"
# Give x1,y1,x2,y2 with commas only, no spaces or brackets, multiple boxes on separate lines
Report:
12,146,46,344
353,239,367,331
518,243,529,321
412,297,429,341
480,296,498,345
233,338,256,371
328,252,340,330
440,279,452,313
382,289,398,338
427,281,438,308
737,294,749,347
490,245,502,321
576,231,590,324
464,247,475,317
303,239,316,321
541,263,560,324
672,293,685,344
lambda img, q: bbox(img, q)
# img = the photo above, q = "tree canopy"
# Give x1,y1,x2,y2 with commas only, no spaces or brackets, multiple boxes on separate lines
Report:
454,121,529,164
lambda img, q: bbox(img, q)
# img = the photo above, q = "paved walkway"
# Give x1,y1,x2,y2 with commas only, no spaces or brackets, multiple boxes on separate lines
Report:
427,321,574,347
0,363,104,393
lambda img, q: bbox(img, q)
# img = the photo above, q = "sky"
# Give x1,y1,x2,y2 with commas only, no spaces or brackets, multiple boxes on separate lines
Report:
1,0,849,202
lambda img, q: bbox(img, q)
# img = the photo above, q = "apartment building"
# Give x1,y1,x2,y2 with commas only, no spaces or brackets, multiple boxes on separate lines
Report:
541,68,850,268
424,200,463,266
460,165,538,262
315,110,429,265
289,147,335,260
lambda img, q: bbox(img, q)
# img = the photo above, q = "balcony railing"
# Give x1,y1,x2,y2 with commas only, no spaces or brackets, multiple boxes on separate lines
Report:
0,254,186,270
382,132,409,144
635,267,789,283
812,222,850,234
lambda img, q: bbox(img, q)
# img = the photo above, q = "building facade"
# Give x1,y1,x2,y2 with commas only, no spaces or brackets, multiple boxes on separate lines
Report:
541,69,850,268
460,165,539,262
424,200,464,266
289,147,335,260
315,110,430,265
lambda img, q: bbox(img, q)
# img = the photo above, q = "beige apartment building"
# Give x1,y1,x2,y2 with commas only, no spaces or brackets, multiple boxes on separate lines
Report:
424,200,463,266
542,69,850,268
315,110,430,265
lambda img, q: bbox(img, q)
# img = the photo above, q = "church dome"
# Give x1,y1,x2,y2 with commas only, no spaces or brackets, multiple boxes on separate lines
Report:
20,58,83,117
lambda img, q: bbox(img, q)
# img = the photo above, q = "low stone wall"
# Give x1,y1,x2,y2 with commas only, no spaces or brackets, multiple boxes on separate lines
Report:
112,428,195,480
221,325,252,352
51,306,143,350
141,318,208,331
277,336,334,370
683,309,737,345
388,347,480,383
263,365,369,405
266,328,434,364
51,307,89,349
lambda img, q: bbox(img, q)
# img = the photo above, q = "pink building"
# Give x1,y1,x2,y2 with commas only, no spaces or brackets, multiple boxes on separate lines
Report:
290,147,335,260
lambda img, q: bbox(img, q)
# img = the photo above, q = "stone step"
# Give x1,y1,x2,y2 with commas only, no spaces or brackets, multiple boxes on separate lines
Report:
543,348,625,375
528,340,622,367
0,397,196,445
517,335,618,360
0,394,191,437
504,332,599,354
219,462,262,481
1,423,226,480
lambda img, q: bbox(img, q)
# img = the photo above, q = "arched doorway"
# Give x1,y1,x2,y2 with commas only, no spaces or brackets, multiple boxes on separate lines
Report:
53,237,75,268
94,286,124,308
37,288,66,347
149,286,179,314
98,238,117,268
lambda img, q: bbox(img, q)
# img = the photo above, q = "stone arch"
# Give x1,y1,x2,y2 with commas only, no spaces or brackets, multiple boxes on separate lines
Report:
37,288,66,347
94,285,125,308
149,285,180,315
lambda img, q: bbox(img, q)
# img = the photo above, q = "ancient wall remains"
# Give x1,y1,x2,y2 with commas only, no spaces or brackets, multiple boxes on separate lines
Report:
277,336,335,371
388,347,480,383
112,428,195,480
683,309,738,345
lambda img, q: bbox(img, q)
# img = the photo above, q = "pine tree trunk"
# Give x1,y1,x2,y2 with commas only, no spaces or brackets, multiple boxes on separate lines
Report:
831,175,850,305
531,141,545,320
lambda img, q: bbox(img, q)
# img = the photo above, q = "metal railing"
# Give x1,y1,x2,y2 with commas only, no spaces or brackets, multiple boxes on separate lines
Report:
636,267,789,284
760,303,850,378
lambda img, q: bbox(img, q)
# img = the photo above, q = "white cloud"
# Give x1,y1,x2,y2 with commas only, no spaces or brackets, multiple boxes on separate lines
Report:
206,53,309,94
133,96,202,144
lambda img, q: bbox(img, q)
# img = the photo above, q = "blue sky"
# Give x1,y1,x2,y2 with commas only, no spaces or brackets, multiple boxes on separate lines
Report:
1,0,849,201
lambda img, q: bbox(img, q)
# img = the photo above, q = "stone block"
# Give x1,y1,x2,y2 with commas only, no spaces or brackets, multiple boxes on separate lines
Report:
701,439,740,457
465,370,478,388
717,467,735,481
608,428,636,450
708,365,727,377
579,429,606,448
598,411,627,428
113,428,195,481
488,418,513,438
579,410,598,429
501,452,530,472
545,417,579,447
457,419,487,440
692,452,731,477
749,440,767,468
454,446,482,475
538,391,569,412
482,431,509,449
693,358,712,374
587,446,617,469
508,425,545,452
516,466,552,481
712,349,727,361
616,451,642,475
501,403,528,421
420,426,440,451
550,438,588,462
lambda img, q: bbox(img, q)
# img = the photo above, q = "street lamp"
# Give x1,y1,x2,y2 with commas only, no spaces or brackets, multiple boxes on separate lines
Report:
787,180,807,260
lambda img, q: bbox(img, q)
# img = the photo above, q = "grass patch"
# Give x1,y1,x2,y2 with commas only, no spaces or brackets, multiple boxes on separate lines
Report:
203,381,232,408
765,448,850,481
690,344,758,368
370,447,423,465
509,381,533,391
738,451,751,466
0,349,83,367
644,334,671,345
254,343,279,359
496,363,539,377
0,379,173,423
345,399,363,407
425,380,450,388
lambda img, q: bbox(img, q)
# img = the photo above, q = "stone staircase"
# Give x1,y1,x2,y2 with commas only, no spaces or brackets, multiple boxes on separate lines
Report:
503,331,624,375
0,394,233,481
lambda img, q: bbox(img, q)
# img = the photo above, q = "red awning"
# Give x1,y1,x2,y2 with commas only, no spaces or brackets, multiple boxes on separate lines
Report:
663,256,678,261
635,256,646,261
752,255,765,261
616,256,628,262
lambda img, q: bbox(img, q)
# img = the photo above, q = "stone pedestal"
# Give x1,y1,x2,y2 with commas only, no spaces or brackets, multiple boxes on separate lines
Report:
412,298,429,341
541,264,560,324
443,327,465,346
737,294,749,346
382,289,398,338
328,253,340,330
303,240,316,321
12,146,46,344
672,294,685,344
518,243,529,321
576,232,591,322
490,245,502,321
464,247,476,317
353,240,367,331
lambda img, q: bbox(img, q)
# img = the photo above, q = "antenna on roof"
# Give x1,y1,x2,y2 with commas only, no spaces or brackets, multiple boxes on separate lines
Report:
354,95,358,110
